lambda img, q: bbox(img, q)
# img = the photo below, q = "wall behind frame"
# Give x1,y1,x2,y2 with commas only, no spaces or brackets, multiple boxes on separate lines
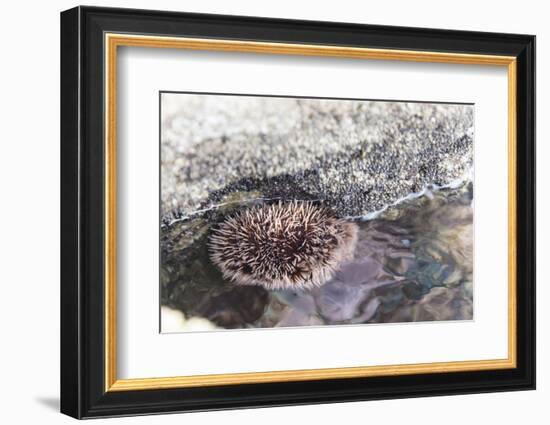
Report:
0,1,543,424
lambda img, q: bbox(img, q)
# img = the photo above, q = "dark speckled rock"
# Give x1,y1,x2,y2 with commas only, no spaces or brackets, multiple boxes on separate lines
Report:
162,96,473,221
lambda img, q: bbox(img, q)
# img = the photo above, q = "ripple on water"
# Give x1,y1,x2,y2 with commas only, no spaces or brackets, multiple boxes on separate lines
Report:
161,182,473,331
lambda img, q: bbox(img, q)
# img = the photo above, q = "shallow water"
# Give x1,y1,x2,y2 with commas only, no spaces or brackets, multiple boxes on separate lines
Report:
161,181,473,331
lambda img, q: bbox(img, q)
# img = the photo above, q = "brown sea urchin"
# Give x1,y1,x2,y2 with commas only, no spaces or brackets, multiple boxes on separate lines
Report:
208,201,358,290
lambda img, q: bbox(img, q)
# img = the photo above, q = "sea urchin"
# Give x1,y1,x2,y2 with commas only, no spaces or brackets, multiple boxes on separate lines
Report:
208,201,358,290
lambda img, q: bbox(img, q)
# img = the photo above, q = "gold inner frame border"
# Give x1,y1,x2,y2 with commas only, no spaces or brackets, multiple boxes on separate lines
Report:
104,33,517,392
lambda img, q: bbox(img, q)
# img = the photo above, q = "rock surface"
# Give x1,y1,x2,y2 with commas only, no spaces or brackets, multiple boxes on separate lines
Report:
161,95,473,220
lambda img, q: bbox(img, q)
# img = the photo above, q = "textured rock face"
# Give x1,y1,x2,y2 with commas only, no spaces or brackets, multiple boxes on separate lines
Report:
161,95,473,220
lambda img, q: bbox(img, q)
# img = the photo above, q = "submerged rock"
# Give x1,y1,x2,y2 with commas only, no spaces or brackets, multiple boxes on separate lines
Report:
194,286,269,328
161,182,474,331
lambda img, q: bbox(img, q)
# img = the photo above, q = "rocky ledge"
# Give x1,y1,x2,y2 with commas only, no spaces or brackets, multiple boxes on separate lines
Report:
161,95,473,221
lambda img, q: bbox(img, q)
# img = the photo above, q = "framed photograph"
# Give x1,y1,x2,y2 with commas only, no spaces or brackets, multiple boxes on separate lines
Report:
60,6,535,419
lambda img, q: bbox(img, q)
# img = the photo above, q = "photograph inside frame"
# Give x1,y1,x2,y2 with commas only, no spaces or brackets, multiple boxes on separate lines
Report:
160,92,474,333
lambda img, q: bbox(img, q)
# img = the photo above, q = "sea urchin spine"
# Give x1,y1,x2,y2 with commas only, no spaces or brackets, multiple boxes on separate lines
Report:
208,201,358,290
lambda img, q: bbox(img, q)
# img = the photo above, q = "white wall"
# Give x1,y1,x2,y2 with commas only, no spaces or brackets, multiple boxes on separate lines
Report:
0,0,545,423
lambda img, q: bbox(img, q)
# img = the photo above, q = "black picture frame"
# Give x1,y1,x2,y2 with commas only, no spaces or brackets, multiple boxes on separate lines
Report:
60,5,535,419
